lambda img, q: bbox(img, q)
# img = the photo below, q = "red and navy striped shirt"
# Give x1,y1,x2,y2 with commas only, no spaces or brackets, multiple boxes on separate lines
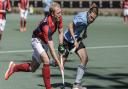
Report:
0,0,11,19
33,15,63,44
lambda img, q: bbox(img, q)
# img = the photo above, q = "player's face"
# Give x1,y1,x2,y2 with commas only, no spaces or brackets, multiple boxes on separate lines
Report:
54,6,62,18
88,12,97,23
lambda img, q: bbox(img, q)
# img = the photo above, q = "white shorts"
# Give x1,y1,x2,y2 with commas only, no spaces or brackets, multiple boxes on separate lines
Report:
20,9,28,19
31,38,49,64
0,19,6,31
124,9,128,16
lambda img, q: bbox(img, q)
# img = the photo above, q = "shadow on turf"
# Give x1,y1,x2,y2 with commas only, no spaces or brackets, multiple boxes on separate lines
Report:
35,72,128,89
15,29,20,31
38,82,72,89
36,72,128,89
85,72,128,89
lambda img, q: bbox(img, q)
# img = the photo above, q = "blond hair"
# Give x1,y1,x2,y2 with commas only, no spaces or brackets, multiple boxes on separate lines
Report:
49,2,60,14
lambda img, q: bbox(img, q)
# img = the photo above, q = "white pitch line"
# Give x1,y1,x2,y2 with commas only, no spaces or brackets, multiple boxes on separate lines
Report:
86,45,128,49
0,50,33,54
0,45,128,54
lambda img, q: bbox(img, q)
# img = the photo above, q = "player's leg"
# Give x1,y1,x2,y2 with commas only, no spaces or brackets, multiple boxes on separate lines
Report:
123,9,127,24
4,61,29,80
127,15,128,23
23,10,28,32
0,19,6,42
73,42,88,89
20,18,23,32
126,9,128,23
4,58,40,80
20,10,24,32
31,38,52,89
4,39,42,80
40,48,53,89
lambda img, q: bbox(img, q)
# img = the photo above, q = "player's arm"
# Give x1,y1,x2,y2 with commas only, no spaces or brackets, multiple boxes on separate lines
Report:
48,38,63,71
45,26,63,70
26,0,29,10
58,16,64,45
18,1,21,10
58,28,63,45
68,22,76,41
48,40,60,64
68,22,79,48
6,0,11,12
0,10,6,13
120,1,124,8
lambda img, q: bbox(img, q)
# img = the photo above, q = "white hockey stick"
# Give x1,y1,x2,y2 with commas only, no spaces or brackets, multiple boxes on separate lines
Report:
60,55,65,85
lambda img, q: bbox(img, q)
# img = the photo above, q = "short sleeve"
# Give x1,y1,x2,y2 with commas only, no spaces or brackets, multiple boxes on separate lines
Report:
73,13,86,27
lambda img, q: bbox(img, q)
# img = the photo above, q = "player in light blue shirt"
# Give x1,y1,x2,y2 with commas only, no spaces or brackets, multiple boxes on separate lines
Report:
42,0,53,16
63,4,98,89
64,11,89,43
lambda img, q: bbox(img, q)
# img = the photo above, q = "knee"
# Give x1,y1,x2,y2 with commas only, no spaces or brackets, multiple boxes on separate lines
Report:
31,69,36,73
82,55,88,65
40,54,49,64
85,55,89,63
29,65,37,73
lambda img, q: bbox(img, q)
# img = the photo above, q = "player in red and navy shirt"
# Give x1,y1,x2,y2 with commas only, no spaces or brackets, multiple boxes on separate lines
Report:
18,0,29,32
0,0,11,42
5,2,64,89
121,0,128,24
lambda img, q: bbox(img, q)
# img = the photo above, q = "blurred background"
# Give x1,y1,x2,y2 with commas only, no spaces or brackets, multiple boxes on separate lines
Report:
10,0,122,16
0,0,128,89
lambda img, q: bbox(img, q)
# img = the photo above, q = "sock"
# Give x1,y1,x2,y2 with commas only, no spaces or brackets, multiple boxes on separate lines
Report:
75,64,86,84
42,64,51,89
14,63,30,72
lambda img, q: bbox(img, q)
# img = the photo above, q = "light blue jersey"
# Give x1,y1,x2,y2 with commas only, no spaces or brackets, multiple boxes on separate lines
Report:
64,11,89,43
43,0,53,12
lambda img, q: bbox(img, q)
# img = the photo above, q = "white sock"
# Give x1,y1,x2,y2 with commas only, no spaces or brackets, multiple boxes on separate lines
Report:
75,64,86,84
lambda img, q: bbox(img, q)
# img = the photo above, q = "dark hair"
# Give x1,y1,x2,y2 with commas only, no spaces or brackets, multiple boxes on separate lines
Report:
89,3,99,16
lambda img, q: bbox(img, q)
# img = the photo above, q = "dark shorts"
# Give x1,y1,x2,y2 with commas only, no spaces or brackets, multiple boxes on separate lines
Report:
63,38,85,58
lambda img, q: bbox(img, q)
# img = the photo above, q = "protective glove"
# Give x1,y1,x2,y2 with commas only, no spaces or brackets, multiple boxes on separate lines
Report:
58,44,65,54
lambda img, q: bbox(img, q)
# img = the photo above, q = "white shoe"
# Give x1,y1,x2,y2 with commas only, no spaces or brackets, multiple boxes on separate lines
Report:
72,83,87,89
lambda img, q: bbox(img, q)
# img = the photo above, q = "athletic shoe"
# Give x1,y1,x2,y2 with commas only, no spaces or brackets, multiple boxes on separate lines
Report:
5,61,15,80
72,83,87,89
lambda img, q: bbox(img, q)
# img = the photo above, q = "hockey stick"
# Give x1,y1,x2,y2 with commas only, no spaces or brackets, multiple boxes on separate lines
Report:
60,55,65,89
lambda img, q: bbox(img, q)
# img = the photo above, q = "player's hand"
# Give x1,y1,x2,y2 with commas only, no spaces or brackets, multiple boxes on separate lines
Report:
58,44,65,54
7,8,11,13
74,40,79,48
58,62,64,71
